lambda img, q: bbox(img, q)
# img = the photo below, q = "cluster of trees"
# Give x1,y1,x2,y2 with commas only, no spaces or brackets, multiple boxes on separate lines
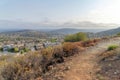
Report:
117,32,120,36
0,47,29,53
20,47,29,54
64,32,88,42
50,38,57,43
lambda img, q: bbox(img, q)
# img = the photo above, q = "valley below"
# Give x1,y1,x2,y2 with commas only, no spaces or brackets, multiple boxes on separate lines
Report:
0,28,120,80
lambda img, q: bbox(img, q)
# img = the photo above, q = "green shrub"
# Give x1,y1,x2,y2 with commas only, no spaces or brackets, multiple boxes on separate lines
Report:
117,32,120,36
14,47,19,53
64,32,88,42
24,47,29,52
108,45,118,51
8,48,14,52
20,50,24,54
0,47,3,51
50,38,57,43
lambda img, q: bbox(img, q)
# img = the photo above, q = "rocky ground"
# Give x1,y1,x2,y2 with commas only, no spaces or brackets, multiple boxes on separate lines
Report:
97,47,120,80
41,37,120,80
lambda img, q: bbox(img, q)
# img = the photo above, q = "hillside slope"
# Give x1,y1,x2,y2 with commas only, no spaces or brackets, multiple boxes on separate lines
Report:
0,29,48,38
97,27,120,36
49,28,105,35
43,37,120,80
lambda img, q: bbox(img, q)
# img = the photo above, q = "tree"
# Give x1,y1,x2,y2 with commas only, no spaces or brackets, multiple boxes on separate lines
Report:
14,47,19,53
64,32,88,42
0,47,3,51
117,32,120,36
24,47,29,52
20,50,24,54
50,38,57,43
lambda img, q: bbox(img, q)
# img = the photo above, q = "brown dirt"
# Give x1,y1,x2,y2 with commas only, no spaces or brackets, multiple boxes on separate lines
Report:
97,46,120,80
43,37,120,80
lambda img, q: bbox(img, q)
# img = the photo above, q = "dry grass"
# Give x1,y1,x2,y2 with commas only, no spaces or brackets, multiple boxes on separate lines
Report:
100,46,120,61
97,46,120,80
0,39,100,80
63,42,79,57
1,53,43,80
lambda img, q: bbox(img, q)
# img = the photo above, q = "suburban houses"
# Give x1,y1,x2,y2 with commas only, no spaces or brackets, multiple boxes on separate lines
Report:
0,38,62,53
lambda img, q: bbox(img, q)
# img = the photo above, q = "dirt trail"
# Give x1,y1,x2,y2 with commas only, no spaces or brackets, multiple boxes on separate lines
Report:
63,37,120,80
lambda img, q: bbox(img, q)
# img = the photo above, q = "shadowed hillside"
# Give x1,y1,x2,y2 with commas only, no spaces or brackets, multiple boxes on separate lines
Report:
97,27,120,37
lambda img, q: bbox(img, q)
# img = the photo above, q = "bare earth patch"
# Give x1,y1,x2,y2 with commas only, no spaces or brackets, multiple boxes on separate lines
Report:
43,37,120,80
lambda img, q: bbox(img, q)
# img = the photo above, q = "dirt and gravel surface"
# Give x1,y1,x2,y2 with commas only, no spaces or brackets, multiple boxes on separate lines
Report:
43,37,120,80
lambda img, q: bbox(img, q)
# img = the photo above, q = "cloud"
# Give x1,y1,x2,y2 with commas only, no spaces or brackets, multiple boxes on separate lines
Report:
60,21,118,29
84,0,120,24
0,20,119,30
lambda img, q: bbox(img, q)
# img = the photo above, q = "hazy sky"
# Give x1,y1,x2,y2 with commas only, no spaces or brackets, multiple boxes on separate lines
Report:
0,0,120,24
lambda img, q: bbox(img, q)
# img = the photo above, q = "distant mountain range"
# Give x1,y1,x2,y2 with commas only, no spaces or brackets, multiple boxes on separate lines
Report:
0,29,48,38
97,27,120,36
0,28,106,35
0,28,103,38
0,28,105,34
0,20,119,38
48,28,106,35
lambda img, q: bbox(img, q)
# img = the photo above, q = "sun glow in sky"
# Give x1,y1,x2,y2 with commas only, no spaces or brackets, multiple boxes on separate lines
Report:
0,0,120,24
85,0,120,24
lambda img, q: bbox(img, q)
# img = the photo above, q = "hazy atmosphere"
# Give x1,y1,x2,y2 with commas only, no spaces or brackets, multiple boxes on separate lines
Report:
0,0,120,29
1,0,120,80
